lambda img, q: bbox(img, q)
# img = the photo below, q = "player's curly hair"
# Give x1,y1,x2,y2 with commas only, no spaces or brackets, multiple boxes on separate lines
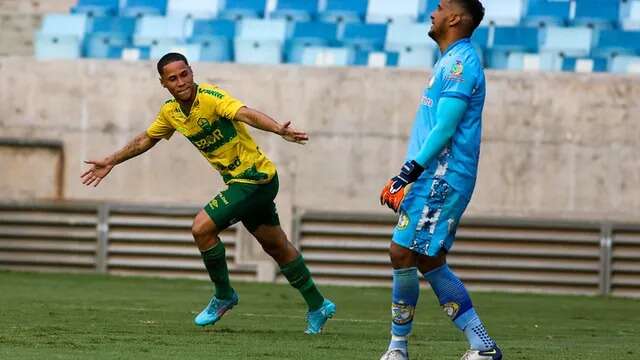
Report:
453,0,485,31
157,52,189,75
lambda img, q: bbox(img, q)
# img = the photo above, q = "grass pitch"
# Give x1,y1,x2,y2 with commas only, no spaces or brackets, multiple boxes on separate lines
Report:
0,271,638,360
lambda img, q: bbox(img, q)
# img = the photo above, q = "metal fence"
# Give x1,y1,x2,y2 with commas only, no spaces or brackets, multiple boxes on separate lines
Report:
1,201,639,298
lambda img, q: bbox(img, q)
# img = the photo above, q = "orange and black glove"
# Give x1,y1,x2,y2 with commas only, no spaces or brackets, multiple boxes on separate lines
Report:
380,160,424,212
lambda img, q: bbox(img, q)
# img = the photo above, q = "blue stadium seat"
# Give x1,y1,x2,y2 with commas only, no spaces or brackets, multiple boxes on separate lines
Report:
318,0,368,23
361,51,399,67
540,27,593,57
300,46,354,66
218,0,266,20
504,52,562,71
71,0,119,17
487,26,539,69
35,34,83,59
523,0,571,27
367,0,423,24
609,55,640,73
286,22,338,63
150,42,202,61
133,15,190,47
561,57,607,73
271,0,318,22
120,46,151,60
341,23,387,52
85,16,136,58
188,19,235,62
573,0,620,29
122,0,167,17
621,0,640,30
39,13,89,39
166,0,221,19
481,0,524,26
234,19,287,64
385,22,436,69
593,30,640,58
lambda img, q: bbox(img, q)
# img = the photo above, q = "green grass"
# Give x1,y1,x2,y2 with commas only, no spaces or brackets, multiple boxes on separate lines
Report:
0,271,638,360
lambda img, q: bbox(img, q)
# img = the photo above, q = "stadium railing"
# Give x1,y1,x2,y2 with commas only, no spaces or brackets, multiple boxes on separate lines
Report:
1,201,639,298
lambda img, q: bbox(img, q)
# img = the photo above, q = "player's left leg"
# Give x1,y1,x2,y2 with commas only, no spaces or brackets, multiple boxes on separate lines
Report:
416,180,501,360
242,174,334,334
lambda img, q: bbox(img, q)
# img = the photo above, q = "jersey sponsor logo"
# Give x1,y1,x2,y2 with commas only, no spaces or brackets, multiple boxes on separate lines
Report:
447,60,464,82
421,95,433,107
198,87,225,99
217,157,242,172
188,117,237,153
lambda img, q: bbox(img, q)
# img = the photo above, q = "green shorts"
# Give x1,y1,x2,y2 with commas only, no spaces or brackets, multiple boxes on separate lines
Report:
204,174,280,232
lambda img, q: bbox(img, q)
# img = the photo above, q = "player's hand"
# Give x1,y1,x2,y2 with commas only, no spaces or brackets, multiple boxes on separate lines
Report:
81,159,114,187
380,160,424,212
279,121,309,145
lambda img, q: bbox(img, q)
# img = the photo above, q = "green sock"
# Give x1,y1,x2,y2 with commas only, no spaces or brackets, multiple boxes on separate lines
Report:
280,255,324,311
201,241,234,300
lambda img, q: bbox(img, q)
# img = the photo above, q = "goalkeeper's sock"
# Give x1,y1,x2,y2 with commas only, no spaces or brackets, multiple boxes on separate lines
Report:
201,240,234,300
390,267,419,338
423,264,495,351
280,255,324,311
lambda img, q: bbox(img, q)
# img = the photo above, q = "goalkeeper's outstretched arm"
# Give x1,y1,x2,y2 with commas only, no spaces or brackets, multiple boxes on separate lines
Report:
81,131,160,187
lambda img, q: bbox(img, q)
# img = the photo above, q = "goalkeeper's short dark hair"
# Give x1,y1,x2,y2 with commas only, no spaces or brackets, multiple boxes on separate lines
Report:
157,52,189,75
453,0,485,31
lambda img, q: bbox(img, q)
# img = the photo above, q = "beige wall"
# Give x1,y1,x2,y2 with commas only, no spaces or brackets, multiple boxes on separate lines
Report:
1,58,639,223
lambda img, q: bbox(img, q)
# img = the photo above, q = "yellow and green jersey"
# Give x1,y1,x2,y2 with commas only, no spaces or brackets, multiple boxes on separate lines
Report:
146,83,276,185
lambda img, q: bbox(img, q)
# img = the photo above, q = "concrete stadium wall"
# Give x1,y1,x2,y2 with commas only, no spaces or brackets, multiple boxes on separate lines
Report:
1,58,639,226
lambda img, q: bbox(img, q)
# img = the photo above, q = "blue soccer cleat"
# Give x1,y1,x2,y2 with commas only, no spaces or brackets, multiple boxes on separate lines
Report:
304,298,336,334
194,290,239,327
460,345,502,360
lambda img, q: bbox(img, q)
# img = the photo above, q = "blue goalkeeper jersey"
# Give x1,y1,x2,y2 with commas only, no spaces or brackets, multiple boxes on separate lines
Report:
405,38,486,196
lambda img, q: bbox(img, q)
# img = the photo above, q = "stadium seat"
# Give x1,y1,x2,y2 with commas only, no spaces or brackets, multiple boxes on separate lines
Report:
122,0,167,17
341,23,387,52
561,57,607,73
318,0,368,23
286,22,338,63
573,0,620,29
188,19,235,62
84,16,136,58
35,13,88,59
35,34,82,59
150,42,202,61
621,0,640,30
133,15,191,47
592,30,640,58
523,0,571,27
540,27,593,57
300,46,354,66
71,0,119,17
609,55,640,73
271,0,318,22
234,19,287,64
487,26,539,69
366,0,423,24
218,0,266,21
364,51,399,67
480,0,524,26
505,52,562,71
385,22,436,69
120,46,151,60
39,13,89,39
166,0,221,19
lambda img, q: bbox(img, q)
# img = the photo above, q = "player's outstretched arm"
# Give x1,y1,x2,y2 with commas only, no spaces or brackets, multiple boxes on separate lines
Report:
81,131,160,187
234,106,309,145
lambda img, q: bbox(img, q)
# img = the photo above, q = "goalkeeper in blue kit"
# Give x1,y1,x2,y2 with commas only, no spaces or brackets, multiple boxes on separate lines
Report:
379,1,501,360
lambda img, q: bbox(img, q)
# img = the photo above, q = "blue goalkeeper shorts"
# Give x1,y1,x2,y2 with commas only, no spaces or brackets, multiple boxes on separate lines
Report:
392,177,471,257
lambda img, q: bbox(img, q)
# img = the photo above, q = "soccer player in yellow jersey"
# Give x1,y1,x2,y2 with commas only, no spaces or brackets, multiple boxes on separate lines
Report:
81,52,335,334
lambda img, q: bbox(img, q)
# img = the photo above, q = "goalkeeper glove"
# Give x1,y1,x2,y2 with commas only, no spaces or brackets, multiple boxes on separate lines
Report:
380,160,424,212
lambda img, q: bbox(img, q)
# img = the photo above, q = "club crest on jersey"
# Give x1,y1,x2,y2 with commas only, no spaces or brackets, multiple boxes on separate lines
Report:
197,118,213,132
397,212,410,230
447,60,464,82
